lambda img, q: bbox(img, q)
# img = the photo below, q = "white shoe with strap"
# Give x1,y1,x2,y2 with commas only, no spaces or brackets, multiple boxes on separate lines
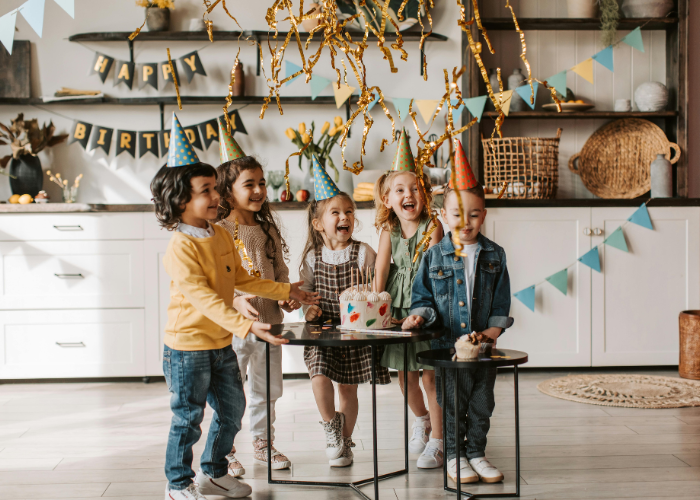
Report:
447,457,479,484
469,457,504,483
194,469,252,498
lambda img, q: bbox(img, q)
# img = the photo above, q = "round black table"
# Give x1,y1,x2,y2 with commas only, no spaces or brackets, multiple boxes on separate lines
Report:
261,321,444,500
417,348,528,499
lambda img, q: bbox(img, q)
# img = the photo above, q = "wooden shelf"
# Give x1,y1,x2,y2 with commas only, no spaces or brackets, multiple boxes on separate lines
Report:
481,17,678,31
0,96,345,106
68,30,448,43
481,110,678,120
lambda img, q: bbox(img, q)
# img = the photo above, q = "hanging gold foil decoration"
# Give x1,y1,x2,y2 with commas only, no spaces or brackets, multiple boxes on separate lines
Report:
166,48,182,110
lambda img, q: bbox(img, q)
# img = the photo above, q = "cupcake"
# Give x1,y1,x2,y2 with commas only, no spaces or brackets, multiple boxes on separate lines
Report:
455,333,480,359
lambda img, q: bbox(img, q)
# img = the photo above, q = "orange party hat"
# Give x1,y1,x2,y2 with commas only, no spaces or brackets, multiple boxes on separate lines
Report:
449,139,478,190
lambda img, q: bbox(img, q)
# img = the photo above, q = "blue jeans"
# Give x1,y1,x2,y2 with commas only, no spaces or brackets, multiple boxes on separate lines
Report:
163,345,246,490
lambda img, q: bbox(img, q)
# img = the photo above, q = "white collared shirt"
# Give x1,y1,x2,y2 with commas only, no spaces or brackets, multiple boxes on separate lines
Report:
176,222,215,239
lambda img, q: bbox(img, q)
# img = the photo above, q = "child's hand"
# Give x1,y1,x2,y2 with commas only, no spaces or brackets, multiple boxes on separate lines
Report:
249,321,289,346
289,281,320,305
233,295,259,321
278,299,301,312
402,315,425,330
391,317,407,326
305,305,322,322
472,327,501,343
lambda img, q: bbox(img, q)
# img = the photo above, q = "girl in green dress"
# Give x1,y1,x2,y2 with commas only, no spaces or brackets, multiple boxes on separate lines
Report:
373,130,445,469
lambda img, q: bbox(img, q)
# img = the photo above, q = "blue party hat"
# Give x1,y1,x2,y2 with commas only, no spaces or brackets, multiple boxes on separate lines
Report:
167,113,200,167
312,155,340,201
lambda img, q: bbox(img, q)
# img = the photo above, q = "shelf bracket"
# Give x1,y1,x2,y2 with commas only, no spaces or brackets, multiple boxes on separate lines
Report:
159,102,165,131
346,99,351,138
128,39,134,64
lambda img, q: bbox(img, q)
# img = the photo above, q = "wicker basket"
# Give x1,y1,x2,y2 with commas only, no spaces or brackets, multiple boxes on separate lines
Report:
569,118,681,199
482,129,562,199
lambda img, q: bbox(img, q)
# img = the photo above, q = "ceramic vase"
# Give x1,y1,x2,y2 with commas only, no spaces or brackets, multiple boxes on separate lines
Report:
508,68,526,112
566,0,599,18
9,155,43,197
486,69,499,110
634,81,668,112
146,7,170,32
233,63,245,97
621,0,674,18
650,153,672,198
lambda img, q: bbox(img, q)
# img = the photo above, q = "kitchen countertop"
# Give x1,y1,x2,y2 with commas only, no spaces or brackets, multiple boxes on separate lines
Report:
0,198,699,213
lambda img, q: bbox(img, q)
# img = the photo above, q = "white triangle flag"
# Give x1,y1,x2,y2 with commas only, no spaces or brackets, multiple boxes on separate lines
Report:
53,0,74,18
20,0,45,37
0,10,19,55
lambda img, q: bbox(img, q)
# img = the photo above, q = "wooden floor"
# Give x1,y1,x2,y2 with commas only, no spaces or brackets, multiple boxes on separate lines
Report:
0,368,699,500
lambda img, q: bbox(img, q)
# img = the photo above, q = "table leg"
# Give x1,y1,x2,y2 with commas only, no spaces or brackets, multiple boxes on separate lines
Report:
454,368,461,498
404,342,409,472
371,345,379,500
441,367,447,491
515,364,520,497
266,342,272,483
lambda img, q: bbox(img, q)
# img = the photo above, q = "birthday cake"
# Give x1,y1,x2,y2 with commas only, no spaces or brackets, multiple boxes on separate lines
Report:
339,269,393,330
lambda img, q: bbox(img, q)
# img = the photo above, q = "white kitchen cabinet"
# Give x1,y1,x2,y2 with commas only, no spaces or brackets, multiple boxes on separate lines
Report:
0,213,143,241
144,238,171,376
481,208,593,367
591,207,700,366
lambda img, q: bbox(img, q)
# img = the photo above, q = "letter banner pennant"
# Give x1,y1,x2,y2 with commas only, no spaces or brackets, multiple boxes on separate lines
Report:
90,52,114,83
87,126,113,155
138,63,158,90
222,109,248,135
113,60,135,89
285,60,303,86
604,226,629,252
463,95,488,122
20,0,45,38
183,126,203,151
514,286,536,312
68,120,92,149
0,9,18,55
628,203,653,230
198,118,219,149
622,27,645,53
178,51,207,83
545,268,568,295
138,131,159,158
392,98,412,122
579,247,601,273
547,71,568,97
572,58,594,84
116,130,136,158
592,45,614,72
161,60,179,87
158,130,170,158
515,81,539,110
310,74,331,100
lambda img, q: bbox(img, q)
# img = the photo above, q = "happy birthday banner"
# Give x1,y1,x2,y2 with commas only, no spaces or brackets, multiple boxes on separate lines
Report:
0,0,74,54
65,108,246,160
513,202,653,312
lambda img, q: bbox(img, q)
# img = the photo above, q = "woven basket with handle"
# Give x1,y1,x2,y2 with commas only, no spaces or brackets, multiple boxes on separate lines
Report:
569,118,681,199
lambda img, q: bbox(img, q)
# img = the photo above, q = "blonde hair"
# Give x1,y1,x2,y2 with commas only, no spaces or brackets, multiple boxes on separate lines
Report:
373,171,432,233
299,192,357,274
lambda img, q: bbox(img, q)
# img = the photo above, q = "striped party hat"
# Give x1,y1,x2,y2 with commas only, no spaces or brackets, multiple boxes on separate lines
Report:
313,155,341,201
167,113,200,167
391,129,416,172
218,116,246,163
449,138,478,190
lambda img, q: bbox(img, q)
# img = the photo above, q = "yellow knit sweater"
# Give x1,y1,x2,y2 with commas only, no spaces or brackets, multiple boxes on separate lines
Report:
163,225,291,350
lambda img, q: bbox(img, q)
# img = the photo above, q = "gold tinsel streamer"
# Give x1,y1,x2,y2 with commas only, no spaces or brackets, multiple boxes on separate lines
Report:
233,218,261,277
128,10,148,41
223,48,242,132
166,49,182,110
505,0,534,106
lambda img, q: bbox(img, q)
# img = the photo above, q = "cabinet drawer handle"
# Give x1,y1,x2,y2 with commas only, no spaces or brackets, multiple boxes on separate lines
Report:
583,227,592,236
56,342,85,348
53,225,84,231
54,273,84,279
593,228,604,236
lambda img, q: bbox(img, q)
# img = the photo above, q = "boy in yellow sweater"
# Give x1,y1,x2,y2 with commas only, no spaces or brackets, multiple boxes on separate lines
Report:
151,115,319,500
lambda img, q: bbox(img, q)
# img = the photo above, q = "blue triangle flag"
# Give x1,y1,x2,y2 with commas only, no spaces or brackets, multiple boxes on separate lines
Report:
367,91,379,113
579,247,601,273
628,203,653,230
604,226,629,253
464,95,488,122
392,98,412,122
592,45,614,72
0,9,18,55
547,71,568,97
310,74,331,100
622,27,645,53
515,81,539,110
545,269,568,295
514,286,536,312
285,60,303,86
20,0,45,37
450,99,465,123
312,155,341,201
168,113,200,167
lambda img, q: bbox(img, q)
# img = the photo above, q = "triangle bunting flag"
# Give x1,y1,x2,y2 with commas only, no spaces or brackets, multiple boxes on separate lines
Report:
604,226,629,252
592,45,614,72
572,58,594,84
499,90,515,116
547,71,568,97
392,98,412,122
545,269,568,295
416,100,440,124
450,99,465,123
0,9,18,54
367,92,380,113
285,60,303,86
579,247,601,273
463,95,488,122
514,286,536,312
20,0,45,37
622,27,645,53
333,84,355,108
310,74,331,100
628,203,653,230
53,0,74,17
515,81,539,110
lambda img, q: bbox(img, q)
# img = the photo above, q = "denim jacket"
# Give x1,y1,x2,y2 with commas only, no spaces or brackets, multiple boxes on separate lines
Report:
409,232,514,347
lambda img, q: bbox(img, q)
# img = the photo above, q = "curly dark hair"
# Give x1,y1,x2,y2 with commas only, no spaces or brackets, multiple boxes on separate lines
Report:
215,155,290,262
150,162,217,230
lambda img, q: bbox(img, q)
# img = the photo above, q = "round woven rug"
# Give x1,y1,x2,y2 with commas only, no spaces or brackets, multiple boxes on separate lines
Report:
537,374,700,409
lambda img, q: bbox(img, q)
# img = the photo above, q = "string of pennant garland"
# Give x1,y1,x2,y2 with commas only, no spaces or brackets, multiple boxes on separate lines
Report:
0,0,74,55
513,202,654,313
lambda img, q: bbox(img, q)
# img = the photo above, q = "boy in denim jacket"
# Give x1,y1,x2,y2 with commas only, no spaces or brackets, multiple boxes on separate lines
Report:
403,156,513,484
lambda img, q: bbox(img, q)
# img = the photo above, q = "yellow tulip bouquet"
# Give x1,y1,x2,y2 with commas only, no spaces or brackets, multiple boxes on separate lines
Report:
285,116,344,181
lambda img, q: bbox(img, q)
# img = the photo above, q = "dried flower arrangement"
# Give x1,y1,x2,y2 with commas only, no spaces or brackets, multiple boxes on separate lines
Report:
0,113,68,175
135,0,175,8
46,171,83,203
600,0,620,47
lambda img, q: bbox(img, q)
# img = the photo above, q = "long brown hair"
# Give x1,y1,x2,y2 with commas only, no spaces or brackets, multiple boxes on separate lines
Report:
215,156,289,261
299,192,357,274
373,171,432,233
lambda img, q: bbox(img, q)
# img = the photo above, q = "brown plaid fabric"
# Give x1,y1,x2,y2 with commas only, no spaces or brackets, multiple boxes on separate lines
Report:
304,241,390,385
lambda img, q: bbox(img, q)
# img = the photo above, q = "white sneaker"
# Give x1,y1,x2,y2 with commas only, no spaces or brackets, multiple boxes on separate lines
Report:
194,469,252,498
165,483,206,500
447,457,479,484
408,414,431,454
329,437,354,467
226,452,245,477
469,457,504,483
416,438,443,469
320,412,345,460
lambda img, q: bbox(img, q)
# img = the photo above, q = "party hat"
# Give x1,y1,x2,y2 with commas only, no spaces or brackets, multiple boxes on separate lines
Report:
167,113,200,167
391,129,416,172
313,155,341,201
218,116,246,163
448,139,478,190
